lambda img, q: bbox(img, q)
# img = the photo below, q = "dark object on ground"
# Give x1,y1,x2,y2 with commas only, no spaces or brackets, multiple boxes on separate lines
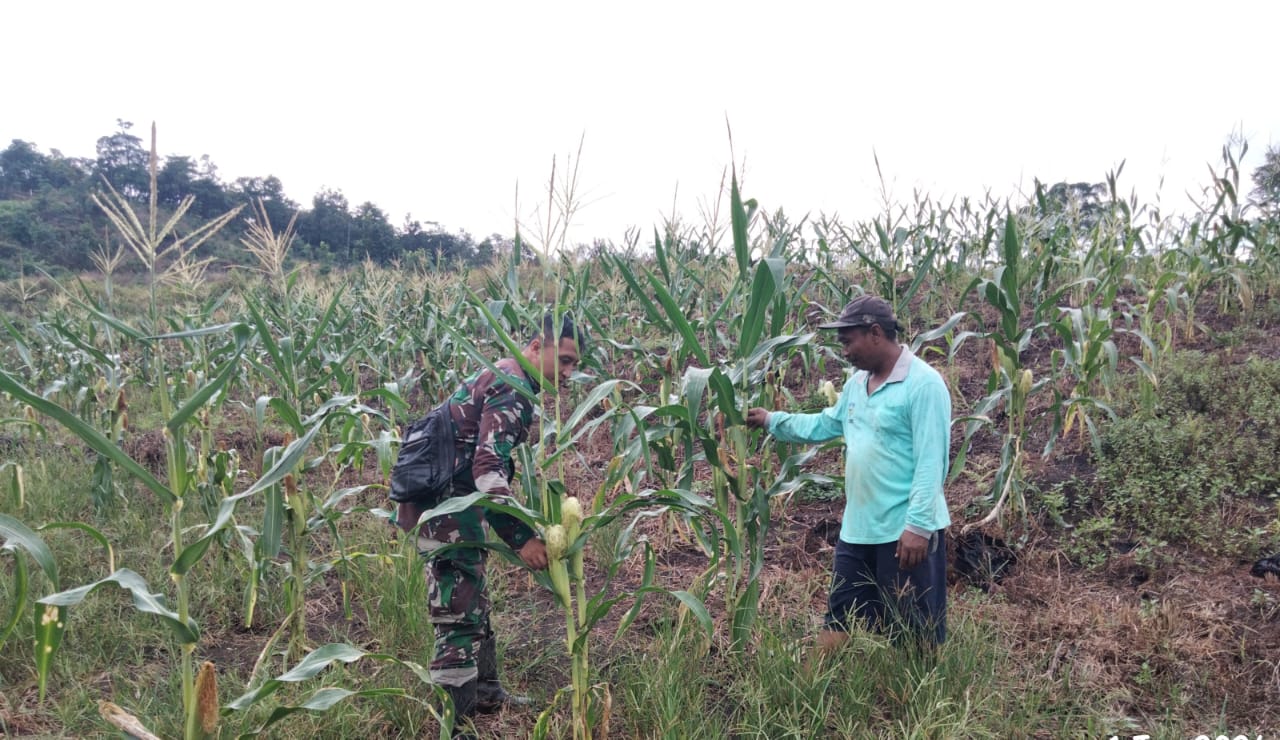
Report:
804,519,842,554
1250,553,1280,579
955,531,1017,591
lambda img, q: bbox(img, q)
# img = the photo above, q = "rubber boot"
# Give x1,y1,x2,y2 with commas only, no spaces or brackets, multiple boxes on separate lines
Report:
441,680,477,739
474,637,531,713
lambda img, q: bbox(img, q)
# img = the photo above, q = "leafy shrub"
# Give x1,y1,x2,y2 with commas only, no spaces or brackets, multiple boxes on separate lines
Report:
1088,351,1280,557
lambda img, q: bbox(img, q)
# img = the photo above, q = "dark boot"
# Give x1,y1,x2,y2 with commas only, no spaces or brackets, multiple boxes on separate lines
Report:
440,680,477,739
475,636,532,713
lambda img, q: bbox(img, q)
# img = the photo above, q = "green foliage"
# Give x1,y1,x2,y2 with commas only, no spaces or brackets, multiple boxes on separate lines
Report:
1090,351,1280,557
1249,143,1280,217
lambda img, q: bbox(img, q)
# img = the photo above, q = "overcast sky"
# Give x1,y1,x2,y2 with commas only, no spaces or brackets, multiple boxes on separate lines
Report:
5,1,1278,247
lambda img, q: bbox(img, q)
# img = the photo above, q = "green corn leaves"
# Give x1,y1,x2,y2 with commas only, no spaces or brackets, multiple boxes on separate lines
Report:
226,643,443,739
0,514,60,664
34,569,198,699
0,367,174,503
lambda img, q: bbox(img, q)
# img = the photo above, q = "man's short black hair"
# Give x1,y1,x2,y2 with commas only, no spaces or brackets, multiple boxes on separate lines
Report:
539,311,589,356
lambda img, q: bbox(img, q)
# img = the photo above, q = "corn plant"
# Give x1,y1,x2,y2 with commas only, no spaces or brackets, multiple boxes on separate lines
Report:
405,293,719,738
90,125,243,402
1047,283,1120,453
0,315,376,738
1117,269,1180,414
616,176,829,653
952,213,1065,526
414,483,715,740
837,217,942,325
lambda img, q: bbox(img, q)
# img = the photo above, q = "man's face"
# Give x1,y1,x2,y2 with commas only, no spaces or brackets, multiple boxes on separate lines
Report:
836,325,877,369
538,336,581,387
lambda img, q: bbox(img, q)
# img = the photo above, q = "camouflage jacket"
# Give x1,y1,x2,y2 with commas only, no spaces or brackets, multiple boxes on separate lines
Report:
398,357,539,548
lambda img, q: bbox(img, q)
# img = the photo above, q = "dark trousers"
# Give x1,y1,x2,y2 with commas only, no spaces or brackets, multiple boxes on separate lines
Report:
825,530,947,646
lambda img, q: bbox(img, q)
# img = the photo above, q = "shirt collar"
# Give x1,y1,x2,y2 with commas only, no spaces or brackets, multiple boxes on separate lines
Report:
885,344,914,384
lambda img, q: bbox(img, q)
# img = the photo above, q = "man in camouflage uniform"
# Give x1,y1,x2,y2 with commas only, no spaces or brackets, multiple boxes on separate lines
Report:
394,312,585,722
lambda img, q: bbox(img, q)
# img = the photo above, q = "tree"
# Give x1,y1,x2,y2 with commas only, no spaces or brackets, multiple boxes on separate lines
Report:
298,188,353,261
0,139,50,197
156,155,233,219
475,233,514,265
230,175,298,231
42,149,92,191
398,217,477,265
94,120,148,200
157,155,197,206
1250,144,1280,217
351,201,396,262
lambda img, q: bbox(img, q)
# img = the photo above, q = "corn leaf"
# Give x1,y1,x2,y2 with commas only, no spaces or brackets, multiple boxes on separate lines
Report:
166,324,251,433
38,521,114,573
172,416,329,576
39,568,198,660
730,173,751,282
236,688,414,738
257,448,285,560
0,368,174,505
731,578,761,651
0,550,26,650
0,513,59,588
739,258,780,359
609,254,671,332
226,643,436,733
647,271,709,367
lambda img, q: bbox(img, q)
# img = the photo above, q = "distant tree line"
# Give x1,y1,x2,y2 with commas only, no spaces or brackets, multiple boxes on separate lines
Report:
0,120,515,276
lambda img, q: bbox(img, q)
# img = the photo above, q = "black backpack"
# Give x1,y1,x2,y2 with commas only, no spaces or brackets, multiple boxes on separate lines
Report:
389,401,459,505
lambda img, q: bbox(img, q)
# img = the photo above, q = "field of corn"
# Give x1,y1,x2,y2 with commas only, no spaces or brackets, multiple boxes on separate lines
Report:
3,140,1280,739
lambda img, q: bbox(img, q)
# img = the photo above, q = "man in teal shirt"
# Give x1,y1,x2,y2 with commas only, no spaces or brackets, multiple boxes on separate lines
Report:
746,295,951,650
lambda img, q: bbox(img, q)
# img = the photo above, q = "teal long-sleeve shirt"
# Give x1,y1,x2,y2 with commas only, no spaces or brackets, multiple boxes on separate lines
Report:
767,346,952,545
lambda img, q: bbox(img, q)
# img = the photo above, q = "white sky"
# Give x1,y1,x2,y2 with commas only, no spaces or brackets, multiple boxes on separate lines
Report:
5,1,1278,247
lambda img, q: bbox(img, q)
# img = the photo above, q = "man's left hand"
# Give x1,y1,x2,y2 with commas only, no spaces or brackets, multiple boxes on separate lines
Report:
896,530,929,570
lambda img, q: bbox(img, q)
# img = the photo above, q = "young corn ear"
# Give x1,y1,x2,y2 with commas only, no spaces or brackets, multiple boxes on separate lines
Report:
820,380,838,406
1018,369,1033,397
562,498,582,541
545,523,567,560
194,660,219,736
545,524,571,605
562,497,585,580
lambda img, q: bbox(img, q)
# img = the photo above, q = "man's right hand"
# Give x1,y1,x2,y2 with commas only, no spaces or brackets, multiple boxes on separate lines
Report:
745,407,770,429
518,538,549,570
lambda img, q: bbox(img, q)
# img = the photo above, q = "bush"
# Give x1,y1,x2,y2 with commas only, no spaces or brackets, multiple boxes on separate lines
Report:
1087,351,1280,557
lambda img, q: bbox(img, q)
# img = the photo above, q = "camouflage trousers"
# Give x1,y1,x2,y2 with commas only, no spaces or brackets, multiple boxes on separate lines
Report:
417,504,491,688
